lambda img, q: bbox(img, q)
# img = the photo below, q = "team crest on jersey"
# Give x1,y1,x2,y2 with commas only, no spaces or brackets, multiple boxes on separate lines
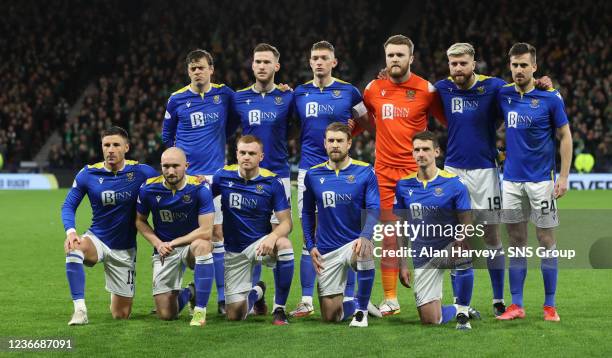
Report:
346,175,355,183
126,172,134,181
182,194,192,203
156,195,161,203
98,177,104,184
530,99,540,108
406,89,416,100
434,187,444,197
332,90,342,98
274,96,284,105
255,184,264,193
320,178,325,184
477,86,486,94
213,95,221,104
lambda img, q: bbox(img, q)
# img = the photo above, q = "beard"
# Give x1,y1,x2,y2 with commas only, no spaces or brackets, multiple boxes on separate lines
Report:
328,150,348,163
388,64,409,79
164,174,182,185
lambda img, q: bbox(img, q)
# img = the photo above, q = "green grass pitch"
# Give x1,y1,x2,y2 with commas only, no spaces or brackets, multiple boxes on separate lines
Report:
0,189,611,356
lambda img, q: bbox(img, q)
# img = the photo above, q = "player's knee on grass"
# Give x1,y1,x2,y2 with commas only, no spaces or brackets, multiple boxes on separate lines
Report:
154,292,179,320
212,225,223,243
319,295,343,322
225,301,248,321
191,238,212,257
418,301,442,325
110,294,132,319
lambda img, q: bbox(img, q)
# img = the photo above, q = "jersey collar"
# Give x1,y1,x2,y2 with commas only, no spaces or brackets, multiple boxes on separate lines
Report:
162,177,188,194
312,77,336,89
237,167,260,181
416,168,439,189
325,158,352,176
250,84,277,94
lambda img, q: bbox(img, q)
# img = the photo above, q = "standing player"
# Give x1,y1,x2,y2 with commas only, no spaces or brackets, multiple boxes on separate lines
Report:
496,43,572,322
162,49,234,313
135,147,215,326
62,126,158,325
231,43,294,287
302,123,379,327
291,41,366,317
394,131,475,330
212,135,294,324
362,35,447,315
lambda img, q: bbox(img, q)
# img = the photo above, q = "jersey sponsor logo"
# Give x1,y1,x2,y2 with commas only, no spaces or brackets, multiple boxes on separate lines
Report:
409,189,414,196
228,181,234,187
246,99,252,105
274,96,284,105
159,209,189,223
382,103,410,120
248,109,278,125
381,90,386,97
190,111,220,128
213,95,221,104
507,111,533,128
507,97,512,104
229,192,257,209
101,190,133,206
305,102,335,117
409,203,423,220
451,97,479,113
322,191,352,208
332,90,342,98
530,98,540,108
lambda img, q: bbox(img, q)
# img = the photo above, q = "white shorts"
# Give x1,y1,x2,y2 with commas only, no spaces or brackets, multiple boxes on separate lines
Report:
270,177,291,225
297,169,307,219
84,231,136,298
152,246,191,295
445,166,501,224
204,175,223,225
317,241,375,297
502,180,559,228
224,236,277,304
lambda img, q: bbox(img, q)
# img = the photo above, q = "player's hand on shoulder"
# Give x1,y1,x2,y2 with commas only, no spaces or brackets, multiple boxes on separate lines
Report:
195,175,209,184
277,83,293,92
64,231,82,253
347,118,356,131
377,68,389,80
535,76,553,90
309,247,324,274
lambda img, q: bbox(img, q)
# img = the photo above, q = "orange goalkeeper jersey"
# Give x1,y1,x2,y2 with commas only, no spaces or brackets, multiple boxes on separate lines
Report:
363,74,446,170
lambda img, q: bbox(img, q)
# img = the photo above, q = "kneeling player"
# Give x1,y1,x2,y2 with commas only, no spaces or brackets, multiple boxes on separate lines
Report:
302,123,379,327
394,131,475,330
62,127,158,325
136,147,215,326
212,135,294,324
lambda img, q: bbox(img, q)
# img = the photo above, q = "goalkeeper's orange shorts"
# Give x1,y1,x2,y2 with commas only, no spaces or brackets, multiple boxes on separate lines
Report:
375,163,416,221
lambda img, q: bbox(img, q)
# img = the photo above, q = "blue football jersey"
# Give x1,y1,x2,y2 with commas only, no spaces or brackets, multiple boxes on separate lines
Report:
211,165,290,253
61,160,158,250
294,78,363,169
136,175,215,247
302,159,380,255
162,84,235,175
232,85,294,177
498,85,569,182
394,170,471,268
435,75,507,169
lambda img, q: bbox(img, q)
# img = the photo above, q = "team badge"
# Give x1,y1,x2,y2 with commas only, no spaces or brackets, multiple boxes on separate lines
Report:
126,172,134,181
346,175,355,183
530,98,540,108
477,86,486,94
213,95,221,104
156,195,161,203
320,178,325,184
99,178,104,184
274,96,284,105
182,194,192,203
406,89,416,100
332,90,342,98
256,184,264,193
434,187,444,197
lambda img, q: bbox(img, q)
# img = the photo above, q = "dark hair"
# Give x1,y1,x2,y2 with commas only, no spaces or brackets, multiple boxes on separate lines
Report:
325,122,352,140
384,34,414,55
508,42,537,63
237,134,264,151
412,131,439,148
186,49,214,67
101,126,129,141
254,43,280,60
311,40,335,53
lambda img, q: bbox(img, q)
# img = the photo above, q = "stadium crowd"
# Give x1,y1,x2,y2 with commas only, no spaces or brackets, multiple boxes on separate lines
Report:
0,0,609,173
